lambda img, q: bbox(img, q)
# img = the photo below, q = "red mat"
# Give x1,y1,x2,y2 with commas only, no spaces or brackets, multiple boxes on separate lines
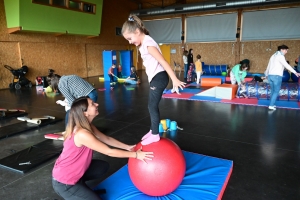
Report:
163,93,195,99
221,98,258,105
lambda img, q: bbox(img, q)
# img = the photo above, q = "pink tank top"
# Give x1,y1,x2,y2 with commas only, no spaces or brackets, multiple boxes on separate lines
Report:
52,133,93,185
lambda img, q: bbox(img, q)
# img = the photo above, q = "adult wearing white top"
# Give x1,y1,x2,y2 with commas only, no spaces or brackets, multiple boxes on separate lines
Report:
264,45,300,111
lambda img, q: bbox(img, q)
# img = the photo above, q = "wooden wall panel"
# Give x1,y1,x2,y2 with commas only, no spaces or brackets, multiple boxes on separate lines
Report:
240,40,300,73
170,40,300,74
0,42,21,88
19,43,86,81
171,42,236,69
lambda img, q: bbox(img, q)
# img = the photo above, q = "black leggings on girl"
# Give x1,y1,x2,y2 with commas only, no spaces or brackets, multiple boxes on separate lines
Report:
148,71,169,135
52,159,109,200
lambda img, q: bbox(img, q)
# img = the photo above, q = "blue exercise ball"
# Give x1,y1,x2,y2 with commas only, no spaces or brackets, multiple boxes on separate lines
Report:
291,68,299,82
282,70,290,82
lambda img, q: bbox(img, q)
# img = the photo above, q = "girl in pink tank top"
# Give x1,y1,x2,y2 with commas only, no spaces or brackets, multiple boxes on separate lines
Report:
52,97,153,200
122,15,186,145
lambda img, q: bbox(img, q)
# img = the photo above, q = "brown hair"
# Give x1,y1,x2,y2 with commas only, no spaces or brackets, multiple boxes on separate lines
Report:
64,97,93,140
122,15,149,35
50,74,60,92
183,50,188,56
196,54,201,59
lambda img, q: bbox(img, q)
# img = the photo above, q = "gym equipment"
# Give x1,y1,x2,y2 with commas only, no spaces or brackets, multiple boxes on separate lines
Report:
291,68,299,82
17,115,55,125
128,138,185,196
103,50,133,81
0,140,63,173
0,109,27,119
245,82,300,101
4,64,32,89
158,123,164,132
282,70,290,82
95,150,233,200
201,75,226,84
202,64,227,75
215,84,238,100
201,78,222,87
0,117,62,140
44,133,64,140
170,121,177,131
160,119,167,131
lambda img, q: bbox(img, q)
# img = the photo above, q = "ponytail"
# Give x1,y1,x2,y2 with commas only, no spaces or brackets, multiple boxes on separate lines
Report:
122,15,149,35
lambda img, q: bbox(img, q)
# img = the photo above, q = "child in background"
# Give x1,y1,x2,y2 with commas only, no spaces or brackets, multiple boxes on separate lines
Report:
108,63,117,85
195,54,203,84
186,64,194,83
125,66,140,84
122,15,185,145
50,74,98,126
117,64,123,78
183,50,188,80
236,83,248,98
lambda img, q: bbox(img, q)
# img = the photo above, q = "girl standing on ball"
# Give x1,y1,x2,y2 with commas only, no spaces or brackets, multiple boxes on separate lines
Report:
121,15,185,145
52,97,153,200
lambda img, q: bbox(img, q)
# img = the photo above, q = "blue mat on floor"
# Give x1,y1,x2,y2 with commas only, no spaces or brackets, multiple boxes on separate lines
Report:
181,88,202,94
190,96,222,102
94,151,233,200
258,99,299,109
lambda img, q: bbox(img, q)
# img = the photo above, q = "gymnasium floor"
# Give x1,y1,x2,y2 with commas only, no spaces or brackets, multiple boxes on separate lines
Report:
0,71,299,200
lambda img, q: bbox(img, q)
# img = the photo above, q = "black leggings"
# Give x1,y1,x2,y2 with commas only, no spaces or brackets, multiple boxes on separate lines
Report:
148,71,169,135
52,159,109,200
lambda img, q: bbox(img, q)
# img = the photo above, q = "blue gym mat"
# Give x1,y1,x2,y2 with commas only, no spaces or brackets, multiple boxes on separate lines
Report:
94,151,233,200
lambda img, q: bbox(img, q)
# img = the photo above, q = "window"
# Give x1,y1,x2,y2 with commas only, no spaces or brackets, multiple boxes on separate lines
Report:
143,18,182,44
186,13,237,42
32,0,96,14
33,0,50,4
69,0,80,10
242,7,300,41
83,3,94,13
52,0,65,7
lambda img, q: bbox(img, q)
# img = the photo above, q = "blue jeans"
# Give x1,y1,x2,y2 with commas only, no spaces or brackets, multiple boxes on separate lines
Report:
65,89,98,126
87,89,98,103
184,64,188,78
268,75,282,107
148,71,169,135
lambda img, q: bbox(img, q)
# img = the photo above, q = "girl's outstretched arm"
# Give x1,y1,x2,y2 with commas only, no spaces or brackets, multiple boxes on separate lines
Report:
148,46,186,93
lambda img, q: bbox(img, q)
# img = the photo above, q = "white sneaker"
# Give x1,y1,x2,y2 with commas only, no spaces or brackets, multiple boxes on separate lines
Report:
268,106,276,111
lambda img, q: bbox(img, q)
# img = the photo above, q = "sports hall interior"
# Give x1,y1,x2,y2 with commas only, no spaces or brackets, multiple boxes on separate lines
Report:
0,0,300,199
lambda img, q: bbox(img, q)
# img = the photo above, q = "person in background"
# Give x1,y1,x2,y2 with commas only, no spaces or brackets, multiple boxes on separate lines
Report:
264,45,300,111
52,97,153,200
230,59,250,85
50,74,98,126
187,49,194,67
125,66,140,85
108,63,117,85
195,54,203,84
186,64,194,83
117,64,123,78
182,50,189,81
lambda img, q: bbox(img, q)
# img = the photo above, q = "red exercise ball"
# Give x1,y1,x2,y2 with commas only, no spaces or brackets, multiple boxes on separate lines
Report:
128,138,186,196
